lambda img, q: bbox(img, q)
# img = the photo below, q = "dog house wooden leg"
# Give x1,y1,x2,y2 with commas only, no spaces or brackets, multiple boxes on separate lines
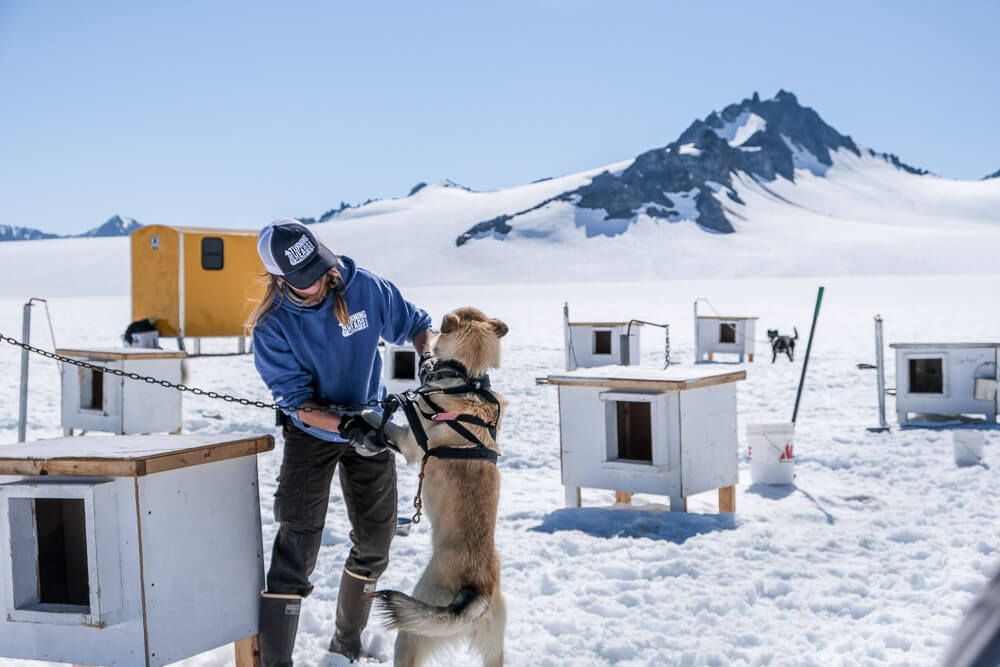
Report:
615,491,632,505
565,486,581,508
707,352,714,362
234,634,261,667
719,486,736,513
748,354,754,363
669,495,687,513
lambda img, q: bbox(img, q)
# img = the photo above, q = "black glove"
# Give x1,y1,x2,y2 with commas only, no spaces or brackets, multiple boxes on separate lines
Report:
338,413,384,457
418,351,437,384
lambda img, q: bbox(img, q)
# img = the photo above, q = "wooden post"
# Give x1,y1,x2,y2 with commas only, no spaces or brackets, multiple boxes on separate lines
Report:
614,491,632,505
707,352,714,362
748,354,754,363
565,485,581,508
234,635,261,667
719,485,736,513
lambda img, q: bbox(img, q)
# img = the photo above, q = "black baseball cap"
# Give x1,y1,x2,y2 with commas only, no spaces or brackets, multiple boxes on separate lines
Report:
257,219,339,290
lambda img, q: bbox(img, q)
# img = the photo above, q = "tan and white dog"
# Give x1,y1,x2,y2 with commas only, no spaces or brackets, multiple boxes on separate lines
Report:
376,307,508,667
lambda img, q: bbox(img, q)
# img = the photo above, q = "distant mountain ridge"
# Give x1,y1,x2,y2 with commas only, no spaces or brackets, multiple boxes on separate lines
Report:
986,168,1000,180
456,90,933,244
0,215,141,242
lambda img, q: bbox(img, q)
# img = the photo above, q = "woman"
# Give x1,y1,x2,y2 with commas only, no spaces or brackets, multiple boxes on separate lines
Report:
248,219,433,666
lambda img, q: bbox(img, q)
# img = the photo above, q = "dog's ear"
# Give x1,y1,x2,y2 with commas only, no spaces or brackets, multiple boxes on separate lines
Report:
489,318,509,338
440,313,461,334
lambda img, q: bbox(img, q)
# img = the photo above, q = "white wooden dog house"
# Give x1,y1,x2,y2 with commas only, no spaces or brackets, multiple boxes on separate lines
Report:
543,366,745,513
0,433,273,667
563,304,641,371
694,302,758,363
57,348,187,436
890,343,999,426
382,342,420,394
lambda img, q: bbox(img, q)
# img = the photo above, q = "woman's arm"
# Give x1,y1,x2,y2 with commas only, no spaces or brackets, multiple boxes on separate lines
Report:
412,328,434,357
375,274,433,345
296,400,343,432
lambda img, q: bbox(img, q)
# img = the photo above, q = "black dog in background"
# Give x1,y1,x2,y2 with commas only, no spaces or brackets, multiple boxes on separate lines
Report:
767,328,798,363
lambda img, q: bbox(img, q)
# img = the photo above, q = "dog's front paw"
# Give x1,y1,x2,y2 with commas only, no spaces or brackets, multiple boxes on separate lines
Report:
384,423,422,465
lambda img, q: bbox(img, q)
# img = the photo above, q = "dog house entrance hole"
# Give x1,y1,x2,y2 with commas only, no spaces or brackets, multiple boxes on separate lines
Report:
594,331,612,355
719,323,737,344
80,368,104,411
392,349,417,380
615,401,652,462
909,358,944,394
9,497,90,613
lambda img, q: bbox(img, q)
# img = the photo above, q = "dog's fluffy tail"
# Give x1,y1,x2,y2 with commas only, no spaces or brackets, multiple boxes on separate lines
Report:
374,586,489,637
793,327,799,340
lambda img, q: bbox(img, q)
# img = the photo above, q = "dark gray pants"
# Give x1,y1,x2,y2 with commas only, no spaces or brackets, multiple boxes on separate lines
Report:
265,423,397,597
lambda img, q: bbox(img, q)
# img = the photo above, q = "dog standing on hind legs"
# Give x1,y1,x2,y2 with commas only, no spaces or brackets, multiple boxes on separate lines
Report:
768,327,798,363
375,307,508,667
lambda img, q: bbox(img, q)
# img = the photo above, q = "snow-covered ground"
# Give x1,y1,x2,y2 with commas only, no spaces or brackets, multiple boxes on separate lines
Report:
1,272,998,666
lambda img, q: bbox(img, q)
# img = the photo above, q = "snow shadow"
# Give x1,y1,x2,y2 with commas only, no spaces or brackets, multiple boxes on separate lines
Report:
530,507,735,543
747,483,837,524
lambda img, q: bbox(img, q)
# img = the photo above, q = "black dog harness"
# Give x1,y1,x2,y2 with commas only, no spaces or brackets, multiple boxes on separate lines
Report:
378,359,501,523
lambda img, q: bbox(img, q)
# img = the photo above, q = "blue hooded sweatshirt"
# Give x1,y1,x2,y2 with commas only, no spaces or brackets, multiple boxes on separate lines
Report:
253,256,432,442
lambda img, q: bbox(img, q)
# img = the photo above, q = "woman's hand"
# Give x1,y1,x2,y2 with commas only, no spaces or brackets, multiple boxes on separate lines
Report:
338,413,386,456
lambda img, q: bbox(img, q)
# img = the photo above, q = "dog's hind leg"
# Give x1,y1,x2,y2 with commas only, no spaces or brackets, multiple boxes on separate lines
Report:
470,593,506,667
772,348,777,364
394,630,446,667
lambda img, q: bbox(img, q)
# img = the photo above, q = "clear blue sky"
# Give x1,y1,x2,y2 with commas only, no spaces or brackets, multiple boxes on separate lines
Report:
1,1,997,234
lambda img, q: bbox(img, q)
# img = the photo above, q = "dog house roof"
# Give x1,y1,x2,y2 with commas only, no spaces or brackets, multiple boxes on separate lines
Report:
890,343,1000,349
55,347,188,361
568,321,643,328
696,315,759,321
542,365,746,391
0,433,273,477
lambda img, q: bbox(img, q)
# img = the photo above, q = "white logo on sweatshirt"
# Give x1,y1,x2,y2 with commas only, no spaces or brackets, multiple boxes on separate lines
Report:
284,235,316,266
341,310,369,337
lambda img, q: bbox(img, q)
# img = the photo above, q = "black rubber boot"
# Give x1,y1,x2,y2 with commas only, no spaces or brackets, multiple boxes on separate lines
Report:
328,570,376,662
259,593,301,667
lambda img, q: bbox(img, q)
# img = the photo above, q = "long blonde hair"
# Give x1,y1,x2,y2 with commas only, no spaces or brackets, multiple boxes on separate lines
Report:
245,266,350,334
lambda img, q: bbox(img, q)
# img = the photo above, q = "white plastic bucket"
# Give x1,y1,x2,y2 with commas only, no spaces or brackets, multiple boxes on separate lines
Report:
953,431,985,467
748,423,795,485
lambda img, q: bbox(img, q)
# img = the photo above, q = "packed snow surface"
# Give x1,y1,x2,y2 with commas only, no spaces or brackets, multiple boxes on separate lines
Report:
1,271,998,666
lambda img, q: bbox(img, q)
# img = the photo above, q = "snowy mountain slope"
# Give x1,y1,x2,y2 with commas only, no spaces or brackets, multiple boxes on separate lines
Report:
0,224,58,242
3,92,1000,295
78,214,141,237
0,215,140,243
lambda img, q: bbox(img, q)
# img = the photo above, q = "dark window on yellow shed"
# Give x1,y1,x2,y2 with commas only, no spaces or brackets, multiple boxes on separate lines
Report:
202,237,224,270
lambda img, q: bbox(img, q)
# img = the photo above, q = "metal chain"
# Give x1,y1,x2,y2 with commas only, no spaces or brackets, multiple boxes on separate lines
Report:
0,330,380,414
663,324,671,369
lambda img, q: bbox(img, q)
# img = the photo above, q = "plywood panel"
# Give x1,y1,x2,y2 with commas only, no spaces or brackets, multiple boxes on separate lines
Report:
140,456,263,666
679,384,739,497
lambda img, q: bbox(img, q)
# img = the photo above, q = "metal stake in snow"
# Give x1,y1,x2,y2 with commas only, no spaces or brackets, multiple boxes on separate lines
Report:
792,286,824,424
17,302,31,443
868,315,890,433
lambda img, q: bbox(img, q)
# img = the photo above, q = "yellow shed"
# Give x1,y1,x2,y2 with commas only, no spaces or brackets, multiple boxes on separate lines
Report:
131,225,266,343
